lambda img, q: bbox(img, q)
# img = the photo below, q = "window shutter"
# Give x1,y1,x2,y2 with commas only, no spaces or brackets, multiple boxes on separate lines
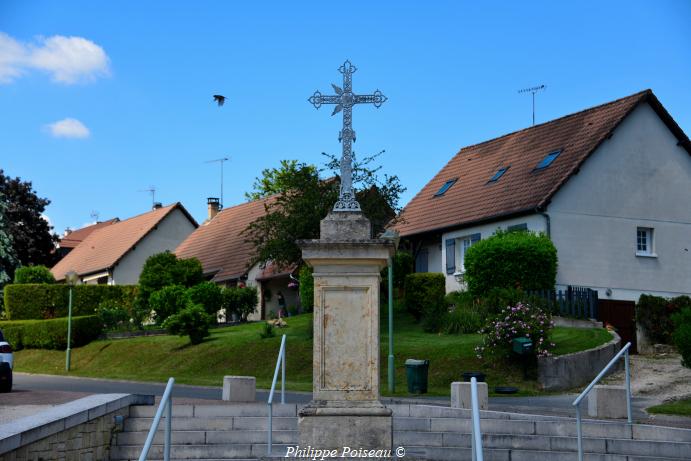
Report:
445,239,455,274
470,233,481,244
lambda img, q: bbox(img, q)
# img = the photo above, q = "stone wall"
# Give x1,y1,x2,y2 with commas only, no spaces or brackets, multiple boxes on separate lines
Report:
1,407,128,461
0,394,152,461
537,331,621,391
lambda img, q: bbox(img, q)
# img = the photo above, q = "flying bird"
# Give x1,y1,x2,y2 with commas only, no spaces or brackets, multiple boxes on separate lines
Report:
213,95,228,106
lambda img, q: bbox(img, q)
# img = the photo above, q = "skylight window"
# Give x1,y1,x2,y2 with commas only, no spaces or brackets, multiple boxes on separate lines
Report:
434,178,457,196
488,166,509,182
535,150,562,170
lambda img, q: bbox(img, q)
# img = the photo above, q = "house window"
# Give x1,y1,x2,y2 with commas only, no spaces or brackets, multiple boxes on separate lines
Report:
454,233,481,273
415,248,429,273
535,150,562,170
507,223,528,232
488,166,509,182
636,227,655,256
435,178,458,197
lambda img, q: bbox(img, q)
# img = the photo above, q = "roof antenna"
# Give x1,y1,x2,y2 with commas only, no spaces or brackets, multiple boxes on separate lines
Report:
138,186,156,208
205,157,230,209
518,85,546,126
90,210,100,223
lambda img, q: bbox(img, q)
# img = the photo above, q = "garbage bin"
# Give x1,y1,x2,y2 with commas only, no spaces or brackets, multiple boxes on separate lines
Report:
405,359,429,394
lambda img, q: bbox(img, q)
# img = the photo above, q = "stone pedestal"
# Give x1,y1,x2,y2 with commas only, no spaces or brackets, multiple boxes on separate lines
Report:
450,381,488,410
298,212,394,451
587,385,628,418
222,376,256,402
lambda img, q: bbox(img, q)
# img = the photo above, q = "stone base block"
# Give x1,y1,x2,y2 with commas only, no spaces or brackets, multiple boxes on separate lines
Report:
222,376,255,402
587,385,628,418
298,412,392,451
450,381,488,410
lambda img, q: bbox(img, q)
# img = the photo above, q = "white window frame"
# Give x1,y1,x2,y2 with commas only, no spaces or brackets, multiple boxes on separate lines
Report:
454,235,477,273
636,227,656,257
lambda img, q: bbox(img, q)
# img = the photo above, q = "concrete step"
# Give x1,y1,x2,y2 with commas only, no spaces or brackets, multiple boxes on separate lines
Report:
129,403,297,418
110,443,291,460
115,429,298,445
124,416,298,432
395,431,691,458
406,445,689,461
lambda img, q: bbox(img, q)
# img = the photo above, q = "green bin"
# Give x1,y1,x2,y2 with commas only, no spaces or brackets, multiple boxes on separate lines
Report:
405,359,429,394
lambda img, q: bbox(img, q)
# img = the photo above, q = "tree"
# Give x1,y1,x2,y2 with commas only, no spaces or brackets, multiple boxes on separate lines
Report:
13,265,55,284
0,193,17,287
0,170,58,280
243,151,405,268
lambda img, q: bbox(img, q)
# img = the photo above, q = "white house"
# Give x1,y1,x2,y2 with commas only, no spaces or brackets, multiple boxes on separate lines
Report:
51,203,198,284
395,90,691,304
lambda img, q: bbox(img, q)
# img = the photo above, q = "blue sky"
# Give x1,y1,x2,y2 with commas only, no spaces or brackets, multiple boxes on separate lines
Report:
1,0,690,234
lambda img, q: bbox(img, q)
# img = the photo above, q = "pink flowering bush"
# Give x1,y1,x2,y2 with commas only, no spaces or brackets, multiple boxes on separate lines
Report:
475,302,555,359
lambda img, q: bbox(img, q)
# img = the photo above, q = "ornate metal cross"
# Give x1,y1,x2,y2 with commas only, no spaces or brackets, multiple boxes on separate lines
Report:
308,60,387,211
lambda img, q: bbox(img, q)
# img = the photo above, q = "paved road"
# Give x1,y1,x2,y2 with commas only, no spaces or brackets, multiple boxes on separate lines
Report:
12,373,656,420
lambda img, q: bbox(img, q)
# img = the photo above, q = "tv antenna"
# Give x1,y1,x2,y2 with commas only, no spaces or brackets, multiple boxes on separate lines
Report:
138,186,156,208
90,210,100,223
518,84,546,126
205,157,230,208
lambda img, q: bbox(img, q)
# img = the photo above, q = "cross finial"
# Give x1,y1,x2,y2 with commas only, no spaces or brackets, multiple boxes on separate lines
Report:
308,61,387,212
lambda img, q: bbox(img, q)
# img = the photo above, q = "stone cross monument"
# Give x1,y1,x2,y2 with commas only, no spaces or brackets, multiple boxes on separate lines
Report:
298,61,393,451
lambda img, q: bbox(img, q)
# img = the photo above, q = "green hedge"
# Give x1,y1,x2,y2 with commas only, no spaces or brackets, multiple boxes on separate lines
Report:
0,315,102,350
637,294,691,345
299,266,314,312
464,230,557,297
404,273,446,332
3,284,138,320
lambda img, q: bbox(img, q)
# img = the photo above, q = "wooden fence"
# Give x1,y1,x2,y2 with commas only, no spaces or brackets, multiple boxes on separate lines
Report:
529,286,599,319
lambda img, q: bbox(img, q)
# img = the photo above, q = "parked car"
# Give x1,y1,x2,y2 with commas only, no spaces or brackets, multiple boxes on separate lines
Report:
0,328,13,392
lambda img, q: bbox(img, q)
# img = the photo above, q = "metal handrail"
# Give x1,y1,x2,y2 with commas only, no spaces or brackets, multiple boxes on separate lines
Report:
267,334,286,456
572,341,632,461
139,377,174,461
470,377,484,461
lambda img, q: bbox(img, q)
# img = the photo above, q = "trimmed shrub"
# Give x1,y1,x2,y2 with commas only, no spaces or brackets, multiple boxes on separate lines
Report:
163,304,213,345
672,307,691,368
222,286,258,321
637,294,691,345
135,252,204,322
96,299,131,331
149,285,190,325
476,302,554,359
445,305,485,335
14,265,55,284
188,282,223,318
404,273,446,332
3,284,137,320
299,266,314,312
464,230,557,297
259,322,275,339
0,316,102,350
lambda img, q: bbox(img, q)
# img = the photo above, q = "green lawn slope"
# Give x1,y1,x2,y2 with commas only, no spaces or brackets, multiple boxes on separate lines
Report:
13,312,613,396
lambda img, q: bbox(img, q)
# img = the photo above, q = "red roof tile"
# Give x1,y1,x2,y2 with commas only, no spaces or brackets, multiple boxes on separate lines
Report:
59,219,119,249
395,90,689,237
175,196,275,282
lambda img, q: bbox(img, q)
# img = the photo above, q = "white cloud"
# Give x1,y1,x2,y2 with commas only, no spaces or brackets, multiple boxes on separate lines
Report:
46,118,91,139
0,32,110,84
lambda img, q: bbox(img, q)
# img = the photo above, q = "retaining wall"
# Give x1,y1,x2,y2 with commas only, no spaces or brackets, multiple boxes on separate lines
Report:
537,331,621,391
0,394,152,460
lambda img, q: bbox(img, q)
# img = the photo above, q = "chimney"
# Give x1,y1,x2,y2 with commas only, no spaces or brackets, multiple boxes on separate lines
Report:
152,202,163,210
64,227,72,237
207,197,220,220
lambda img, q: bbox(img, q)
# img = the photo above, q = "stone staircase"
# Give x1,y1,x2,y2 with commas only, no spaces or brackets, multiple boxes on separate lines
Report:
109,402,691,460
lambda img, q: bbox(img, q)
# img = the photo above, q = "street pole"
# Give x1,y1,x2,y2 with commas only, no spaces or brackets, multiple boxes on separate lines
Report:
66,286,73,371
388,255,394,394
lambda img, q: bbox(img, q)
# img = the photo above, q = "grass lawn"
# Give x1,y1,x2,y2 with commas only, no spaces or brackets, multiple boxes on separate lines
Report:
14,312,613,397
647,398,691,417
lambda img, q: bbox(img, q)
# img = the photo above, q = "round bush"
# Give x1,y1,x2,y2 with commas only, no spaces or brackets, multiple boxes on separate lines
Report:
14,265,55,284
464,230,557,297
149,285,190,324
163,304,213,345
187,282,223,318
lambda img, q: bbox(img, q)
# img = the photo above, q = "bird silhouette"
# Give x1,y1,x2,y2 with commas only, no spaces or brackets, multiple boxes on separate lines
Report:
213,95,227,106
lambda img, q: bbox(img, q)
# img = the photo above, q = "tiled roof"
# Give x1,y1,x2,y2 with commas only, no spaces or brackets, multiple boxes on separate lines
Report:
59,219,119,249
395,90,690,237
175,196,275,282
51,203,196,280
